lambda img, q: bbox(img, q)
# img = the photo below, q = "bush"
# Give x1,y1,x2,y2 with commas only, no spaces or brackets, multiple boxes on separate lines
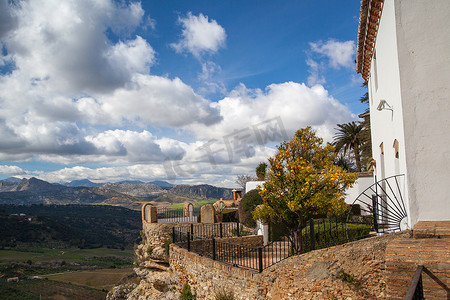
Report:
340,269,354,283
181,283,194,300
164,240,172,255
239,189,263,227
215,289,234,300
269,221,289,241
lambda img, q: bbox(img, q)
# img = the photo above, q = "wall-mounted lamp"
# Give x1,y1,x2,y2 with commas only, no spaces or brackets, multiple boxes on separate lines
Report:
377,99,393,111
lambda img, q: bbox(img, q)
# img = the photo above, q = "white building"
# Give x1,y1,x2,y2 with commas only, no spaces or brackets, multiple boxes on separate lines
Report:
356,0,450,227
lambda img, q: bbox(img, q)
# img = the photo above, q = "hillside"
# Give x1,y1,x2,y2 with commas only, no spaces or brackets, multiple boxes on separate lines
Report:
99,182,165,197
169,184,233,199
0,204,141,249
0,178,146,209
0,178,233,209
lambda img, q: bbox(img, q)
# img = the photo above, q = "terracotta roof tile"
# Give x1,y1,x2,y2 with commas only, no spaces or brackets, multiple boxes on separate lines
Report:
356,0,385,82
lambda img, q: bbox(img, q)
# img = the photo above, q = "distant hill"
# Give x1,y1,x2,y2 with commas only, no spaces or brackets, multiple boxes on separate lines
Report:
170,184,233,199
64,179,103,187
0,204,141,249
0,177,233,209
0,177,140,208
99,182,165,197
3,177,22,183
149,180,174,189
118,180,146,185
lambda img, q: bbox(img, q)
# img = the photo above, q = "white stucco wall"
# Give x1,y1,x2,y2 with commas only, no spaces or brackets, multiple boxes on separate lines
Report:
345,175,374,206
245,181,265,193
368,0,410,224
368,0,450,226
394,0,450,224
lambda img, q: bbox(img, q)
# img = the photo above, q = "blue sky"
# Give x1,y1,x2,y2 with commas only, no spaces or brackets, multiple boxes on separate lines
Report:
0,0,365,187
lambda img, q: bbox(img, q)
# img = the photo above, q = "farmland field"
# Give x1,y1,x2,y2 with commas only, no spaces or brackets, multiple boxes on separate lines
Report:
0,278,108,300
0,247,134,279
44,267,135,290
0,247,134,263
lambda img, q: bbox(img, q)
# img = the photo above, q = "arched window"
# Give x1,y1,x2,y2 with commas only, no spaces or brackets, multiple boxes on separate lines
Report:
393,139,399,159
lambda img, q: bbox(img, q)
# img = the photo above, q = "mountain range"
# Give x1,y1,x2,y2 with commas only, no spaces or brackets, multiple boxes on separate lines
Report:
0,177,233,210
61,179,174,188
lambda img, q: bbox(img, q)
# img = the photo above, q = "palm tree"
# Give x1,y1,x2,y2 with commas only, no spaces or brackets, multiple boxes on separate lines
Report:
333,122,364,172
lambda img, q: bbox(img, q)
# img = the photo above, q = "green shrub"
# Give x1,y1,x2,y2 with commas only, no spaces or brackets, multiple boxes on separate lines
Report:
164,240,172,255
181,283,194,300
239,189,263,227
256,162,267,181
215,289,234,300
147,247,153,256
340,269,354,283
140,231,145,244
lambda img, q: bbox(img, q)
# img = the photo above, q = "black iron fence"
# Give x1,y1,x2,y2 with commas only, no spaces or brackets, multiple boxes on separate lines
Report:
173,222,247,239
302,215,372,252
157,207,200,223
173,227,264,272
173,216,373,273
405,265,424,300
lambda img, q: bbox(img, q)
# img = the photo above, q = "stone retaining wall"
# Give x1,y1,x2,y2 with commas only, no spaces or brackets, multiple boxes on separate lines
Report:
170,231,411,299
170,244,265,299
217,235,263,248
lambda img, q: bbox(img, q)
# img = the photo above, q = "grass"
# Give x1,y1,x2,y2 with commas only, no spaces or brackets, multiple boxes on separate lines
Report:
215,289,234,300
339,269,355,283
181,283,194,300
298,220,372,252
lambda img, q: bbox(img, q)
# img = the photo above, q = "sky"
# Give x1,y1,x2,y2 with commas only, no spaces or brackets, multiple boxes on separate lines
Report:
0,0,366,187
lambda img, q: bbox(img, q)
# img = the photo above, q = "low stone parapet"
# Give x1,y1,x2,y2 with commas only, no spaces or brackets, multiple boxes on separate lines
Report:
170,230,410,299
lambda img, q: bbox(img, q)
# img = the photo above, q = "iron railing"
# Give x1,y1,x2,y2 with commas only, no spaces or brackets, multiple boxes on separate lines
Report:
303,215,373,252
173,227,266,272
405,265,424,300
173,216,372,272
157,207,200,223
345,174,407,234
173,222,247,239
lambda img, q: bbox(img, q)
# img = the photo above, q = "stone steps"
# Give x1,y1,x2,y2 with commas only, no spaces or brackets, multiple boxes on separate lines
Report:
413,220,450,239
385,221,450,299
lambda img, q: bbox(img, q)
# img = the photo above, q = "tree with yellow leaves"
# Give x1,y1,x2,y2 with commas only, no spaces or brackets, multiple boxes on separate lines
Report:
253,127,356,253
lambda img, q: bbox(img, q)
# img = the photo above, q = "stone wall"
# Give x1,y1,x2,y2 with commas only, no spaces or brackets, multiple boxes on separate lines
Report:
169,230,411,299
136,222,193,264
217,235,263,248
170,244,264,299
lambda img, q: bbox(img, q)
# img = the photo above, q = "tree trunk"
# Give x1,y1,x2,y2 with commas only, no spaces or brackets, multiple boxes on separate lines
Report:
288,225,304,254
354,144,362,172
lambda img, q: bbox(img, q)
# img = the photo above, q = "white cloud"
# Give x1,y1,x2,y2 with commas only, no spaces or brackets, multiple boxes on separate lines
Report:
310,39,355,69
3,0,151,94
0,2,357,186
171,12,226,58
188,82,354,143
0,0,18,39
197,61,226,95
0,165,26,175
306,58,326,86
97,75,222,127
0,0,222,162
86,129,185,163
